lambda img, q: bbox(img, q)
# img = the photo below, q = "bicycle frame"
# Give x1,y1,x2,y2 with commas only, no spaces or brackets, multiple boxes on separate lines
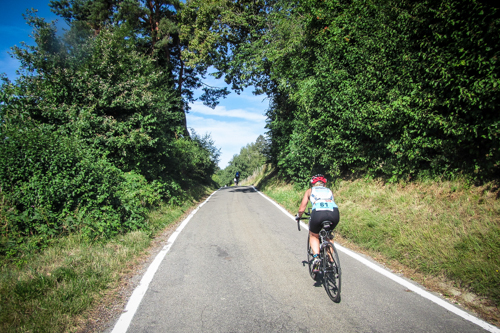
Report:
297,210,341,303
319,227,334,255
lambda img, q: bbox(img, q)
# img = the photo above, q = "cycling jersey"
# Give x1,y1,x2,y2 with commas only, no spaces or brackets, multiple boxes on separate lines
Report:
310,186,338,211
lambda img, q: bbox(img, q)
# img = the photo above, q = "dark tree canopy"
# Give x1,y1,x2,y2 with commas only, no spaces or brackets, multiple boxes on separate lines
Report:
187,0,500,184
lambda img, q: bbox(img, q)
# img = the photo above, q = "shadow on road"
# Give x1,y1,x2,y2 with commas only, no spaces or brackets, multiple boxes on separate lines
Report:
221,186,255,193
302,260,324,288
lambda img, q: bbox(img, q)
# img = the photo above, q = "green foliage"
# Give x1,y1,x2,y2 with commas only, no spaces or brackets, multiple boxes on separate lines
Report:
0,8,221,258
185,0,500,183
216,135,270,186
0,117,163,256
0,181,212,333
170,130,221,189
265,0,500,183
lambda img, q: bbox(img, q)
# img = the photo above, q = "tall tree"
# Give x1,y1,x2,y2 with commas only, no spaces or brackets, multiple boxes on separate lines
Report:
49,0,229,136
185,0,500,182
0,7,221,253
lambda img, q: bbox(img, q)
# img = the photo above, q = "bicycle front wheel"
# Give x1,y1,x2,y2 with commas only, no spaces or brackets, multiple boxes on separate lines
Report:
307,234,318,280
322,242,341,303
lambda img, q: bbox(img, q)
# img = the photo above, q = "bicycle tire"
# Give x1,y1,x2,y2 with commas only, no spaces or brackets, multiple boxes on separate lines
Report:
322,242,341,303
306,234,318,280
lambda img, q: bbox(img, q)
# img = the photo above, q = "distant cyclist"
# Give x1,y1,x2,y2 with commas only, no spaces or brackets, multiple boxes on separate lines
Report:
235,171,240,186
296,174,339,271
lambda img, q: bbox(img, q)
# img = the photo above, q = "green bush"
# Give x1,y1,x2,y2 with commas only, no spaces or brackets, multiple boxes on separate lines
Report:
189,0,500,182
0,122,155,257
266,0,500,182
0,15,220,258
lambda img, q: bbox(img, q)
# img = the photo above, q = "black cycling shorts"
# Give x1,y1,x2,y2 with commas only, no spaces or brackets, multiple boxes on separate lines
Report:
309,208,339,234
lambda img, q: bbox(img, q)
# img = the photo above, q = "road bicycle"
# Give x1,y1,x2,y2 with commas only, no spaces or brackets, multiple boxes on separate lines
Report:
297,211,342,303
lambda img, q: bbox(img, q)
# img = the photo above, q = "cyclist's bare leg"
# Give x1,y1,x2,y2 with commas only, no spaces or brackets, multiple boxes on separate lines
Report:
324,232,336,263
309,230,320,255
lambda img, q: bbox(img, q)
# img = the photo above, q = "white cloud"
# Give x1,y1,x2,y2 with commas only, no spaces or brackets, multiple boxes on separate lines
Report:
189,101,266,122
236,92,269,104
187,112,267,168
187,91,269,168
187,84,269,168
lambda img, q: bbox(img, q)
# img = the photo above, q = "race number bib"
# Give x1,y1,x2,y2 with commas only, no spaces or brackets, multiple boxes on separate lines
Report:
314,200,335,211
311,186,337,211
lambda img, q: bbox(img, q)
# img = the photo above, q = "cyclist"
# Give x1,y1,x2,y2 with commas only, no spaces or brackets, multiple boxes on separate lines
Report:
296,174,339,271
235,171,240,185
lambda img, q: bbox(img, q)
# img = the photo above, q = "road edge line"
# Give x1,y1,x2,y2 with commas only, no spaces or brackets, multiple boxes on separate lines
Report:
251,186,500,333
110,190,219,333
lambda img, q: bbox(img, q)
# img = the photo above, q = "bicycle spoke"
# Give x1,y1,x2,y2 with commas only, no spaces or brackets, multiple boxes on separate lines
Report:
322,242,341,303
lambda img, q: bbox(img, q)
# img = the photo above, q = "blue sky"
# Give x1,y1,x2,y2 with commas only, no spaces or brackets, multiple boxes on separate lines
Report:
0,1,269,169
1,2,62,80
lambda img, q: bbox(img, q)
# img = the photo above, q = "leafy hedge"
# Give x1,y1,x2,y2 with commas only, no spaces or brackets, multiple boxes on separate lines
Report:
263,0,500,183
216,135,269,186
184,0,500,183
0,12,219,258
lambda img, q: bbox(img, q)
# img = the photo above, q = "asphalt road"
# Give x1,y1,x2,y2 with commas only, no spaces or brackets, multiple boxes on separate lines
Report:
120,186,493,333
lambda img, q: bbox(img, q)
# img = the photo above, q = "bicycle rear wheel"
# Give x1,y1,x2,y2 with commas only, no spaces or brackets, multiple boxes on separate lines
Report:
306,234,318,280
322,242,341,303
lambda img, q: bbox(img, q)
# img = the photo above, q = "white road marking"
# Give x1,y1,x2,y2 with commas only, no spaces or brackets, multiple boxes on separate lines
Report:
111,190,218,333
251,186,500,333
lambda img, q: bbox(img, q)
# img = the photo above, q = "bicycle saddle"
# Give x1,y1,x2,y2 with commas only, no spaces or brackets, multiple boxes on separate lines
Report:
322,221,334,230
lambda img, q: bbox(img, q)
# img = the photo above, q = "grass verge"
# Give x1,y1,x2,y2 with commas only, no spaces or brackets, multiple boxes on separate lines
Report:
241,164,277,187
0,185,214,333
258,175,500,326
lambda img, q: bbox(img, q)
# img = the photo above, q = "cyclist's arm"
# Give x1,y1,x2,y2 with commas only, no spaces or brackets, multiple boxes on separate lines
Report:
297,188,311,218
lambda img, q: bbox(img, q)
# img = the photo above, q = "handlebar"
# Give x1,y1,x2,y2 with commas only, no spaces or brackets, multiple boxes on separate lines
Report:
295,212,310,231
